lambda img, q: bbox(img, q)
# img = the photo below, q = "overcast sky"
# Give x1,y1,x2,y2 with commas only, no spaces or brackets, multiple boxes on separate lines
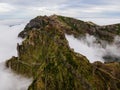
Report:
0,0,120,24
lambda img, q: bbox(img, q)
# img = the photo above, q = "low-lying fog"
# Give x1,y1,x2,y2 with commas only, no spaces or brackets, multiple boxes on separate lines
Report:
0,19,32,90
65,34,120,63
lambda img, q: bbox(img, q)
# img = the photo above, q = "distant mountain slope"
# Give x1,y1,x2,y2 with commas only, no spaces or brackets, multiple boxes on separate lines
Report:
6,15,120,90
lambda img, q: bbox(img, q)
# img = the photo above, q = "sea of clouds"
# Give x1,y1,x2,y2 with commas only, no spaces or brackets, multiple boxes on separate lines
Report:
0,19,32,90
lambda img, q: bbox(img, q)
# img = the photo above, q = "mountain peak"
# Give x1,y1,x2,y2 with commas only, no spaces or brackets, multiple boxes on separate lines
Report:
6,15,120,90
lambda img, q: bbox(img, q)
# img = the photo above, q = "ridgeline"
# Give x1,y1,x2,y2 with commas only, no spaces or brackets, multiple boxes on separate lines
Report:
6,15,120,90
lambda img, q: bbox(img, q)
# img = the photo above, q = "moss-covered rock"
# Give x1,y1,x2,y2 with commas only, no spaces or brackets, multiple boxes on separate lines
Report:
6,15,120,90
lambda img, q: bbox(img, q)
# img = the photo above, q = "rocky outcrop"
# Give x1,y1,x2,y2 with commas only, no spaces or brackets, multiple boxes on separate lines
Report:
6,15,120,90
19,15,120,42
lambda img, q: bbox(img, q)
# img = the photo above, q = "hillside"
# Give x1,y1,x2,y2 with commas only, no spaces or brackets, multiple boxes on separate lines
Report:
6,15,120,90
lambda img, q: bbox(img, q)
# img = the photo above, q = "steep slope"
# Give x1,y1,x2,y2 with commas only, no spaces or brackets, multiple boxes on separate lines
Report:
6,15,120,90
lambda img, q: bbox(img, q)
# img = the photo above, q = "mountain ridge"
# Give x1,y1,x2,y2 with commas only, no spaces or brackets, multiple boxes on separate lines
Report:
6,15,120,90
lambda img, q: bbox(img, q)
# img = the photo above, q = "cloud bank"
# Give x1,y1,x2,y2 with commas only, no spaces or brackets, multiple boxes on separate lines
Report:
0,63,32,90
65,34,120,63
0,21,25,62
0,20,32,90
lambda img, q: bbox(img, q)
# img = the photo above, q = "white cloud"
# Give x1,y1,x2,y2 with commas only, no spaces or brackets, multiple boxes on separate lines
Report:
0,0,120,25
66,34,120,63
80,18,120,25
0,3,15,13
0,20,32,90
0,63,32,90
0,20,28,62
65,34,105,62
83,5,120,13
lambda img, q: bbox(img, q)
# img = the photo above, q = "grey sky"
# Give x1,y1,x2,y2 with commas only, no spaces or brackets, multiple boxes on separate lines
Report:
0,0,120,24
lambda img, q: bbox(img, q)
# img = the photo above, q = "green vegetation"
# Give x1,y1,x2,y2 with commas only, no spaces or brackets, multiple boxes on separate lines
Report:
6,15,120,90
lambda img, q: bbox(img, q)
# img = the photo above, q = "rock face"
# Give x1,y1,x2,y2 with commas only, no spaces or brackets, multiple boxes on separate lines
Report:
6,15,120,90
